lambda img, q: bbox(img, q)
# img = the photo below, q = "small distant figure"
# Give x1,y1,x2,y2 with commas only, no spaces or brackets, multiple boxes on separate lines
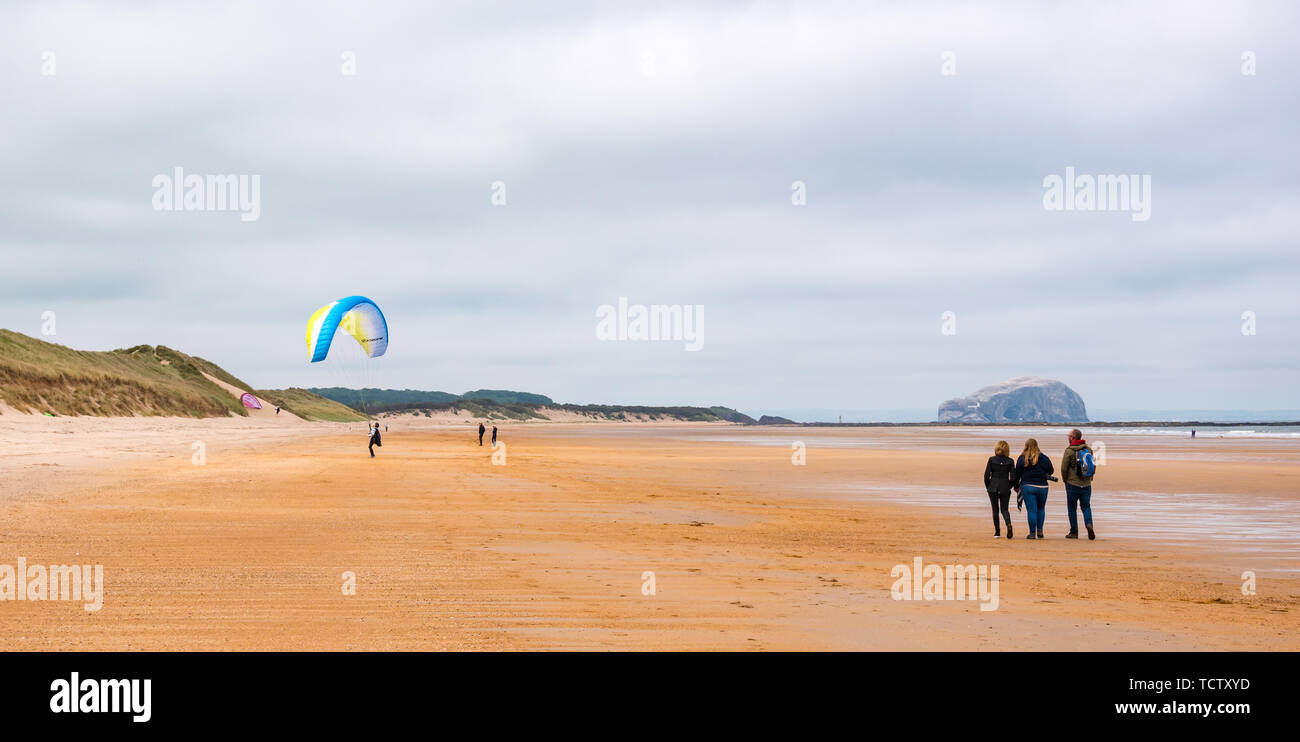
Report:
275,406,280,415
369,422,382,458
1191,429,1196,438
491,426,498,447
478,422,486,446
385,424,388,432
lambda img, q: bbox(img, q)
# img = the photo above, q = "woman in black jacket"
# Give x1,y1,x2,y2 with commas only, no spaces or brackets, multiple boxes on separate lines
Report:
983,440,1015,539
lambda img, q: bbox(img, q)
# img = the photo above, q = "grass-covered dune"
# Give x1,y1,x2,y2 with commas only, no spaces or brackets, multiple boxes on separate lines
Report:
361,397,757,423
312,387,753,422
0,329,364,421
310,387,555,408
256,387,369,422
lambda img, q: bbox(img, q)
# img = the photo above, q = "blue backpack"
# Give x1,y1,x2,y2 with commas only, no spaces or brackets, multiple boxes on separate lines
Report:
1076,448,1096,478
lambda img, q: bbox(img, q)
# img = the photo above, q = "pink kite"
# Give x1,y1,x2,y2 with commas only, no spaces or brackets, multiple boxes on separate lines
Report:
240,393,262,410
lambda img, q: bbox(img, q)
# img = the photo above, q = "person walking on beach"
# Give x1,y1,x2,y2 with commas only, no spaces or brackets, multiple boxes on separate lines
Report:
983,440,1016,539
1062,429,1097,540
491,426,498,447
1014,438,1054,539
478,422,486,446
369,422,382,458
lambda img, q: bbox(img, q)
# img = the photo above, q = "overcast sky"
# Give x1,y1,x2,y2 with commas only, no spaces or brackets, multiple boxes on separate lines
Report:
2,1,1297,416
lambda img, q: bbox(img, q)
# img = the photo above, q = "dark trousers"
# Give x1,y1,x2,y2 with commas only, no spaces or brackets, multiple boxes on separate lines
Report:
369,440,376,457
1065,484,1093,532
987,491,1011,533
479,433,484,445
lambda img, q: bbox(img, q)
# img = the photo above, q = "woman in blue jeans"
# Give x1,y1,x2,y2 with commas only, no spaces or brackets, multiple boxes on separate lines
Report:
1014,438,1054,539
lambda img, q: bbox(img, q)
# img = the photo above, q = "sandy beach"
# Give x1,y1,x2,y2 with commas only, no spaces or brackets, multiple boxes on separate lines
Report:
1,413,1296,651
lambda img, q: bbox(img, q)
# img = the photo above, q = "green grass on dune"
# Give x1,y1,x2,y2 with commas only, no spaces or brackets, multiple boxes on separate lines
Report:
257,387,369,422
0,329,363,421
0,328,745,424
0,331,248,417
310,386,753,423
363,397,755,423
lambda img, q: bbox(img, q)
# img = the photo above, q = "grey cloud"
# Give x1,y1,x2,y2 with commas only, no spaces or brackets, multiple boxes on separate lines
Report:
1,1,1297,414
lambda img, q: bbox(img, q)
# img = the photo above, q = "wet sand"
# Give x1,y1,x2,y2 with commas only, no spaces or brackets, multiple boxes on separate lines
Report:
1,417,1296,650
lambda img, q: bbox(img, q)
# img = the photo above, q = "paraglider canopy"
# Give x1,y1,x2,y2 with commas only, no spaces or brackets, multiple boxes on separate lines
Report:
306,296,388,363
240,393,262,409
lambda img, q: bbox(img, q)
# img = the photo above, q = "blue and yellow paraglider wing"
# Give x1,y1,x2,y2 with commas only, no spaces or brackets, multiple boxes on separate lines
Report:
306,296,388,363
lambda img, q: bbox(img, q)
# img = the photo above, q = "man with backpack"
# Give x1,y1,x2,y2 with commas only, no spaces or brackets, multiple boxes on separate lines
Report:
1062,428,1096,540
